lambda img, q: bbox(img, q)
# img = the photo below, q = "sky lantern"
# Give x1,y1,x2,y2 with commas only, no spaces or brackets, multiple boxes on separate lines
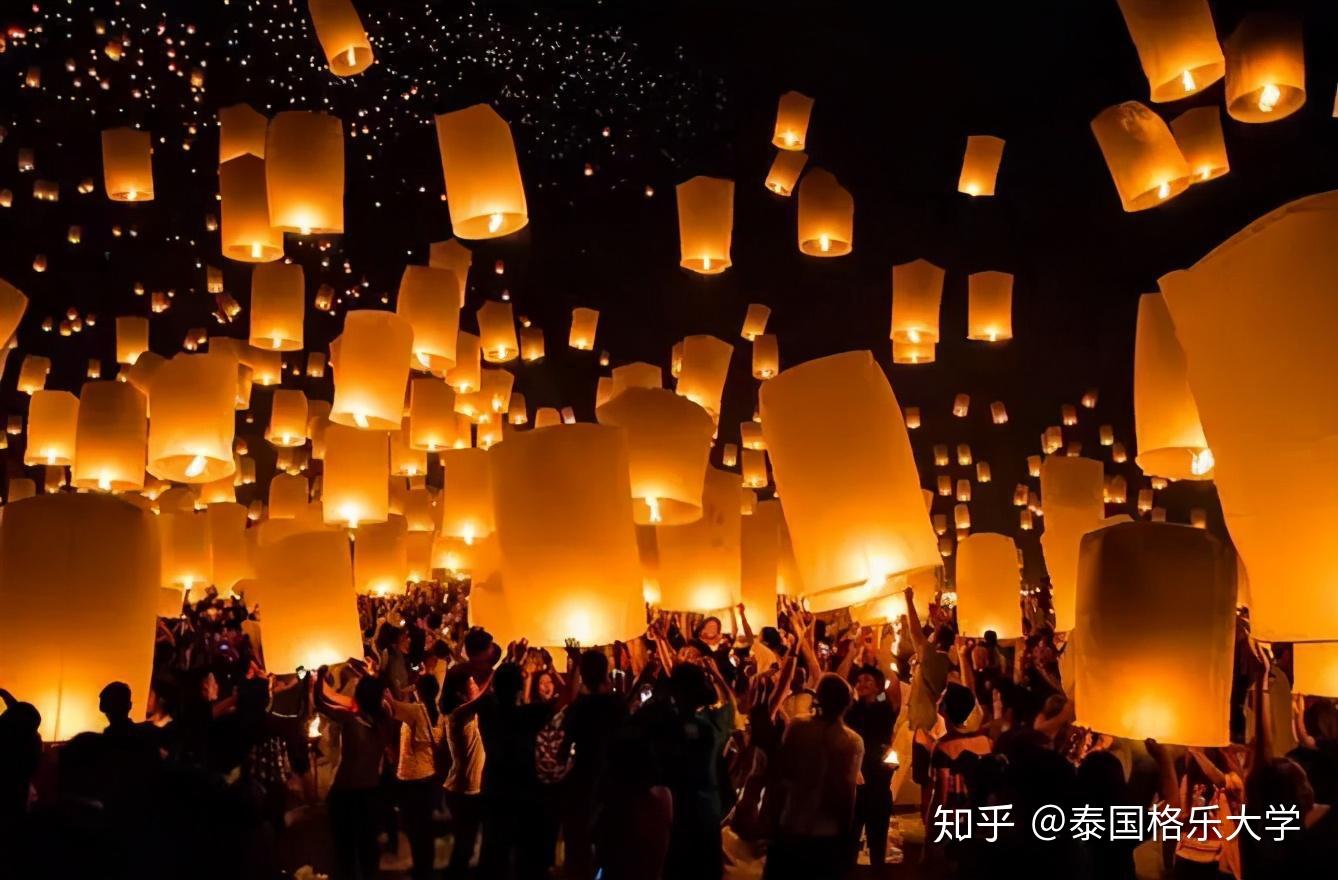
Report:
208,502,253,593
408,377,459,451
439,447,494,544
265,111,344,234
322,424,388,528
957,135,1004,196
955,533,1022,639
772,90,814,150
249,262,305,351
1224,14,1306,123
1074,521,1235,745
220,156,284,263
476,300,518,363
967,271,1014,341
569,307,599,351
398,265,459,372
218,103,267,163
596,387,715,525
428,238,472,307
73,381,146,492
739,448,769,489
0,278,27,347
1158,191,1338,642
890,259,945,345
1170,107,1229,184
740,304,771,341
330,310,413,430
765,150,807,196
101,127,154,201
508,394,528,425
266,389,309,447
490,424,645,647
0,494,160,741
674,335,733,421
251,530,362,674
435,104,528,239
891,341,936,364
653,468,742,612
116,315,150,365
610,362,663,398
123,352,164,407
390,425,428,476
147,352,237,484
24,390,79,467
1293,644,1338,697
268,472,310,519
759,351,938,612
246,347,283,387
353,516,409,596
740,422,765,451
752,334,779,380
741,499,782,628
159,510,213,596
796,168,853,256
519,326,545,362
1115,0,1224,102
952,396,970,418
17,355,51,395
1039,455,1105,631
446,332,482,393
307,0,374,76
1091,102,1191,211
676,176,734,274
1134,293,1212,481
991,401,1009,424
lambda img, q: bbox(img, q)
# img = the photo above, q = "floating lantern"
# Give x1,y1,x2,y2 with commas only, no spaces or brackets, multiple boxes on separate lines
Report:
307,353,326,378
953,504,971,531
438,448,493,543
1091,101,1191,212
610,362,663,398
569,307,599,351
1224,14,1306,123
952,394,970,417
116,315,150,365
1039,455,1105,631
218,103,267,162
408,377,458,451
653,468,742,611
772,90,814,151
1138,488,1154,513
1107,475,1128,505
476,300,518,363
519,326,545,362
955,480,971,502
721,442,738,468
1170,107,1229,184
266,111,344,234
445,332,481,394
796,169,853,256
251,530,362,674
990,401,1008,425
101,127,153,201
249,262,305,351
740,421,765,451
322,424,388,527
354,516,409,596
1074,522,1235,745
741,449,769,489
597,388,714,525
73,381,146,493
307,0,373,76
956,533,1022,638
1013,484,1030,507
1134,293,1212,481
266,389,308,447
752,334,779,380
958,136,1005,197
159,510,212,595
1099,425,1115,446
0,278,27,347
674,335,732,420
25,391,79,467
741,304,771,341
741,499,782,628
534,407,561,429
390,425,428,476
892,340,936,363
933,445,950,467
246,347,283,387
976,462,992,483
937,475,952,496
435,104,528,239
967,271,1014,341
269,473,309,519
676,176,734,274
428,239,472,307
1042,426,1063,454
330,310,413,430
1062,405,1078,426
1114,0,1225,102
765,151,807,196
890,259,945,345
397,265,459,373
1112,442,1128,464
956,444,972,466
147,352,237,483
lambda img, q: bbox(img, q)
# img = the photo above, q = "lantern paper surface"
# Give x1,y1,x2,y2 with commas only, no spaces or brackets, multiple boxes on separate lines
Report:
653,468,742,612
1039,455,1105,631
674,335,733,420
955,533,1022,639
321,424,389,527
741,499,782,629
251,529,362,674
307,0,374,77
958,136,1004,197
597,387,715,525
73,381,147,491
890,260,945,345
1224,14,1306,123
477,300,518,363
1170,107,1229,184
676,176,734,274
1115,0,1225,102
25,390,79,466
398,266,460,372
967,271,1014,342
220,155,283,262
439,447,494,543
1091,101,1190,212
796,169,853,256
218,103,268,162
147,352,237,483
353,516,409,596
1293,643,1338,697
266,111,344,234
101,127,154,201
1134,293,1212,481
330,310,413,430
250,262,305,351
765,150,807,197
772,91,814,151
435,104,528,239
0,278,27,348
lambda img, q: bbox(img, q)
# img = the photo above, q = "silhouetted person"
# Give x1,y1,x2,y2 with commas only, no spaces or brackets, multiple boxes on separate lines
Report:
0,688,41,828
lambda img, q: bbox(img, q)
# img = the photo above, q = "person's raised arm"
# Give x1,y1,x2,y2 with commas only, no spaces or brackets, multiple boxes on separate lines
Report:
1145,739,1182,814
904,588,927,655
768,652,798,720
959,638,977,694
450,670,495,722
1292,694,1316,750
737,603,755,646
835,623,861,680
704,656,738,716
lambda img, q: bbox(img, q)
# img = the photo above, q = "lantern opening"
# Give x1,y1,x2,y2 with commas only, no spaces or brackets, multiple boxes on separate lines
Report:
1258,83,1280,113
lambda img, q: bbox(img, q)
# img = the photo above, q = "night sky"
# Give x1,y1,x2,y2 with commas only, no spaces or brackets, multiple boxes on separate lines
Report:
2,0,1336,580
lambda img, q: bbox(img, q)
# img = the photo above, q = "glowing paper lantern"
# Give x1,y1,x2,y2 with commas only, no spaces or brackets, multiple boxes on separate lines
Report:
765,151,807,197
890,259,945,345
597,388,714,525
1091,102,1191,211
354,516,409,596
1134,293,1212,481
251,530,362,674
520,326,545,362
115,315,149,366
159,509,213,595
0,494,160,740
653,468,742,611
958,136,1004,197
398,266,460,372
569,308,599,351
1170,107,1229,184
265,111,344,234
1293,644,1338,697
438,447,493,543
101,127,153,201
490,424,645,646
610,362,663,399
796,169,853,256
741,449,769,489
955,533,1021,638
218,103,267,162
1074,522,1235,745
0,278,27,347
268,473,310,519
476,300,518,363
16,355,50,395
674,335,733,420
772,91,814,150
446,332,481,393
1115,0,1225,102
408,377,459,451
676,176,734,274
752,334,779,380
330,310,413,430
741,304,771,342
1224,14,1306,123
265,389,308,448
307,0,373,76
967,271,1014,341
759,351,938,612
24,391,79,467
741,499,782,628
249,262,305,351
428,238,472,307
322,425,388,528
390,425,428,477
208,502,253,592
73,381,146,491
147,352,237,483
220,156,283,263
434,104,528,239
534,407,561,429
1039,455,1105,631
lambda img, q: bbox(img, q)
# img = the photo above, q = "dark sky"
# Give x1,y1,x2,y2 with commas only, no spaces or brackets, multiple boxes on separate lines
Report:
1,0,1335,577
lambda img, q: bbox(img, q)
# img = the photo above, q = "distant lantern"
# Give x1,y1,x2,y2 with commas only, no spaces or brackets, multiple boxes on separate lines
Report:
956,533,1022,639
904,407,921,429
1136,488,1154,514
25,391,79,467
937,475,952,496
721,443,739,467
956,480,972,502
1091,101,1191,211
396,265,459,372
322,424,388,527
249,262,305,351
435,104,528,239
17,355,50,395
764,151,807,197
991,401,1009,424
932,445,950,467
428,238,472,307
967,271,1014,341
1099,425,1115,446
250,530,362,674
307,0,374,76
101,127,154,201
759,351,938,612
446,332,481,393
1042,427,1063,453
569,307,599,351
354,516,409,596
490,424,645,646
330,310,413,430
266,111,344,234
534,408,561,429
952,395,970,418
438,448,493,543
676,176,734,274
1075,522,1235,745
741,449,769,489
1115,0,1225,102
390,425,428,476
890,259,945,345
247,347,283,387
674,335,733,420
752,334,779,380
266,389,308,447
218,103,268,162
741,304,771,341
220,157,283,262
307,352,326,378
772,91,814,151
1,278,27,347
1112,442,1128,464
147,352,237,484
1013,484,1030,507
116,315,150,365
597,388,714,525
953,504,971,532
1170,107,1229,184
0,494,160,741
520,326,545,362
1039,455,1105,632
976,461,992,483
408,377,459,451
1062,405,1078,426
1134,293,1212,481
268,473,310,519
476,300,518,363
956,444,972,466
796,169,853,256
957,136,1005,197
1107,475,1128,505
653,468,743,611
1224,14,1306,123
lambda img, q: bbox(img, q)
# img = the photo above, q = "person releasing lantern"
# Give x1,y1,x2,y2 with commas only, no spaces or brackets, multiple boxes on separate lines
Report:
306,0,374,77
1114,0,1225,102
265,111,344,234
101,127,154,201
1133,293,1213,481
435,104,528,239
676,177,734,274
796,168,853,256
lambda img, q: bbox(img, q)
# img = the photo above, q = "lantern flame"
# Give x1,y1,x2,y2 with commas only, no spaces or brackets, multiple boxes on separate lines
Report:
461,524,475,546
488,213,504,234
1199,166,1212,181
646,496,662,524
345,47,357,67
1181,69,1196,92
1191,448,1214,476
702,256,712,272
1258,83,1281,113
251,242,263,259
1156,181,1170,200
782,130,797,147
818,234,831,253
184,455,208,478
352,411,369,429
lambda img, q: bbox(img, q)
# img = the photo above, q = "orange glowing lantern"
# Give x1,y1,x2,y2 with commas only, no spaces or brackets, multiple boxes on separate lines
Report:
218,103,268,163
772,91,814,151
1115,0,1225,102
438,447,493,543
307,0,374,76
597,387,714,525
752,334,779,380
676,176,734,274
477,300,518,363
1039,455,1105,631
428,238,471,307
1224,14,1306,123
354,516,409,596
1170,107,1229,184
249,262,305,351
73,381,146,492
741,304,771,341
967,271,1013,341
266,111,344,234
1091,101,1191,211
266,389,308,447
220,155,284,263
796,168,853,256
321,424,388,527
674,335,733,420
955,533,1022,638
250,530,362,674
653,468,742,611
958,136,1005,197
398,265,460,373
1134,293,1212,481
147,352,237,484
569,308,599,351
765,151,807,197
116,315,150,365
890,259,945,345
330,310,413,430
25,391,79,467
101,127,154,201
434,104,528,239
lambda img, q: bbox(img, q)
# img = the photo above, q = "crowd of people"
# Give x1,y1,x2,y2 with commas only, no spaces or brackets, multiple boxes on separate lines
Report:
0,578,1335,880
